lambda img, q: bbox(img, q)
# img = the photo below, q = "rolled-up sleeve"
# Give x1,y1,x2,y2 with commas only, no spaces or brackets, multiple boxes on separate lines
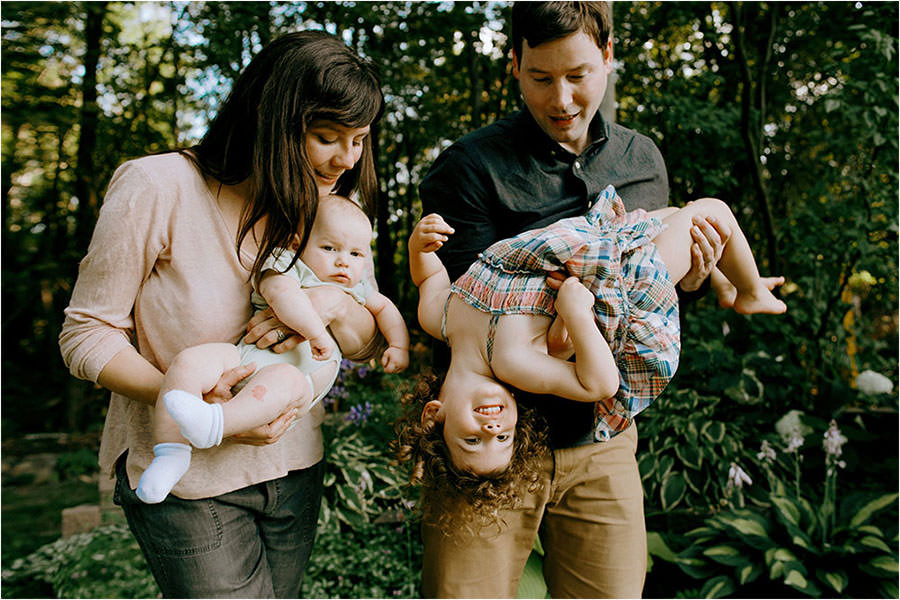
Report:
59,161,168,382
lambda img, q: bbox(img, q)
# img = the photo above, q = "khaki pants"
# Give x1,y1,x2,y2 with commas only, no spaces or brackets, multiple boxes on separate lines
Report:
421,424,646,599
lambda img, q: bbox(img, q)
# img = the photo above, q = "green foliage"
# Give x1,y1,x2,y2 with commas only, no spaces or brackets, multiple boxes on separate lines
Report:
672,489,899,598
637,328,793,518
1,477,99,565
305,520,422,598
318,364,412,533
0,524,159,599
3,2,897,597
56,447,100,480
646,410,899,598
639,387,748,515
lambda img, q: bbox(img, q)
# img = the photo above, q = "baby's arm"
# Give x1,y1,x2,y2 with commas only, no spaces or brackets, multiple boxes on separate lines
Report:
409,214,455,340
365,292,410,373
492,278,619,402
258,271,336,360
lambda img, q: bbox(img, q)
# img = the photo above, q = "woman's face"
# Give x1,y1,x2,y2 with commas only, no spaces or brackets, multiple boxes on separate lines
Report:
305,120,370,197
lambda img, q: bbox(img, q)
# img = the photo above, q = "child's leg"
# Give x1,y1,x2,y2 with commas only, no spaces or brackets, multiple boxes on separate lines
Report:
136,343,241,503
652,198,786,314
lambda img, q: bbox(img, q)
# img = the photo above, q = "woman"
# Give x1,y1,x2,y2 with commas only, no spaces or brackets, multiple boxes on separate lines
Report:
59,30,384,597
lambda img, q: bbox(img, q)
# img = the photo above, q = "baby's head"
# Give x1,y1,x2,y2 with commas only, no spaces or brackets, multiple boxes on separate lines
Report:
394,373,547,531
299,194,372,287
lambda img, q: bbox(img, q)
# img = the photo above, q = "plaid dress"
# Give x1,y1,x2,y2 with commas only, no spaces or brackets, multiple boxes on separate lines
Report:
451,185,680,442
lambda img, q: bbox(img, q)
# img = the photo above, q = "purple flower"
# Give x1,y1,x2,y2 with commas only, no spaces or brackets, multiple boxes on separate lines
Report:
345,401,374,425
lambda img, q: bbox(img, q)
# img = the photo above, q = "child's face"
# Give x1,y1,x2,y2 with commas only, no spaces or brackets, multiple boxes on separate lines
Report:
423,379,518,475
301,205,371,287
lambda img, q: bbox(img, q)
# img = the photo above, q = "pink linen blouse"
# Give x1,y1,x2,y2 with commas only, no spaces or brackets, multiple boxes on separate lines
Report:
59,153,324,499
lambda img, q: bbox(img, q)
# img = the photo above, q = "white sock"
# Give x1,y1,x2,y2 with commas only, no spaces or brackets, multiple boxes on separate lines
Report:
163,389,224,449
136,443,192,504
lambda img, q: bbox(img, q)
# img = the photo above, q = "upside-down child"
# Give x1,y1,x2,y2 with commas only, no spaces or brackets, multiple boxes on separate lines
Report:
137,195,410,503
400,185,784,477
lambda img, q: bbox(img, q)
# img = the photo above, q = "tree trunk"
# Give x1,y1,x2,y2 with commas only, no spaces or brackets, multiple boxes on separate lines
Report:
72,1,107,257
370,121,397,301
733,2,779,272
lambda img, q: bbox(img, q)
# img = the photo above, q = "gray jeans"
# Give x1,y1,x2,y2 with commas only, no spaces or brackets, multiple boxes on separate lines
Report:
114,453,325,598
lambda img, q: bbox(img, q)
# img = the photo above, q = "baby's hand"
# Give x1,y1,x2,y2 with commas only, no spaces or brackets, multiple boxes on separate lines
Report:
410,214,455,254
555,277,595,317
309,334,336,361
381,346,409,373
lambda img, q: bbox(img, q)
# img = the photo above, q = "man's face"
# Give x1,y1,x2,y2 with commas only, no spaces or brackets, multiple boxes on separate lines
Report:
513,30,613,156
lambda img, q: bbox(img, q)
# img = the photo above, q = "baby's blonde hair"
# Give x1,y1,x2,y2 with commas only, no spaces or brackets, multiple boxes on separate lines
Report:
317,194,372,232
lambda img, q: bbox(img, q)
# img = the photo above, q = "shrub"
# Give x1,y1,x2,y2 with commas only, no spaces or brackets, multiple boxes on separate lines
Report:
305,520,422,598
0,524,159,599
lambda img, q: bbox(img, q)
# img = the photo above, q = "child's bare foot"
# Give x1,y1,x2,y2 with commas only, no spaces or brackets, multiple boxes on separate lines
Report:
733,279,787,314
710,268,737,308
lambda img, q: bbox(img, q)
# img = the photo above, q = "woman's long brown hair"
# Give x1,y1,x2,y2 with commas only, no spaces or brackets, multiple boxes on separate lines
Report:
184,30,384,283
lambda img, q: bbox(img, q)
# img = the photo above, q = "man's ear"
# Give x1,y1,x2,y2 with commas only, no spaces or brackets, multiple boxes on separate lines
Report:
421,400,443,425
603,39,614,72
512,50,521,80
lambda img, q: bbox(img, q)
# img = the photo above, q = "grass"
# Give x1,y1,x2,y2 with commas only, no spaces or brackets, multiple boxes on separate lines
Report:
1,476,99,566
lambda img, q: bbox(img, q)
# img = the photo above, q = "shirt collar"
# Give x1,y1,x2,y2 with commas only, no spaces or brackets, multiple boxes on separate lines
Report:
516,109,610,161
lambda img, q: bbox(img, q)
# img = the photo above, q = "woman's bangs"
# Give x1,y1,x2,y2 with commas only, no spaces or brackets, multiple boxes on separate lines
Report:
317,67,384,128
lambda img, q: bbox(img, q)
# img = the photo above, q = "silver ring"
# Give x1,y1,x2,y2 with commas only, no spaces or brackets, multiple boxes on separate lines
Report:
275,328,286,343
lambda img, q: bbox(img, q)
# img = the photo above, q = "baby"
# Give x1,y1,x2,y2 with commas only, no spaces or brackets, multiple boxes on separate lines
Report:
400,186,785,479
137,194,409,503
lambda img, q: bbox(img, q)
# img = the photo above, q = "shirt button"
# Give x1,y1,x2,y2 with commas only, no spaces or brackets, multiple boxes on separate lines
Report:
573,160,582,171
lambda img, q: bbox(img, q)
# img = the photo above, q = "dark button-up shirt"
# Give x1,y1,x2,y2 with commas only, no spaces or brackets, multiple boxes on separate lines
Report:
420,109,669,448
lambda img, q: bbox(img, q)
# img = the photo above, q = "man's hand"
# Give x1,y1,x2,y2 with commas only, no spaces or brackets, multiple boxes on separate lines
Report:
679,214,729,293
243,307,304,354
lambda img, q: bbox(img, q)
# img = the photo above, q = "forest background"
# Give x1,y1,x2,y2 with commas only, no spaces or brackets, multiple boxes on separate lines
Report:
2,1,898,598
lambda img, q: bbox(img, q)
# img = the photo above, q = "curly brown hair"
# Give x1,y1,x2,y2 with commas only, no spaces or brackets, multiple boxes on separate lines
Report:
393,372,548,534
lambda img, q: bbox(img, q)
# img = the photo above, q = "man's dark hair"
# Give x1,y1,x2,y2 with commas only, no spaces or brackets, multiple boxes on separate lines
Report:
511,1,612,61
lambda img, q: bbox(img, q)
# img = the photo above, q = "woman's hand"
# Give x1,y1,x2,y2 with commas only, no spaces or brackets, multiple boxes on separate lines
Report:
243,307,304,353
202,363,256,404
231,407,300,446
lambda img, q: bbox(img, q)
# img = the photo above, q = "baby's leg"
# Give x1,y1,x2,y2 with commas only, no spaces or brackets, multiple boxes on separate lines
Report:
164,363,313,445
136,343,241,504
652,198,786,314
214,363,312,437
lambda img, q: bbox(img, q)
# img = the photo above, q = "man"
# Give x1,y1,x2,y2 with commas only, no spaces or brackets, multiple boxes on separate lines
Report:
418,2,724,597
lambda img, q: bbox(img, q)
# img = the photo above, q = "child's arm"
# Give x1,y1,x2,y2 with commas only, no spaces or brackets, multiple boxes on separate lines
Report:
258,271,336,360
408,214,455,340
492,278,619,403
544,271,574,359
365,292,410,373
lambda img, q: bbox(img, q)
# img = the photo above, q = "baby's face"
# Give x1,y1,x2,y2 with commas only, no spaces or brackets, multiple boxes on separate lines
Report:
301,205,371,287
428,379,518,476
